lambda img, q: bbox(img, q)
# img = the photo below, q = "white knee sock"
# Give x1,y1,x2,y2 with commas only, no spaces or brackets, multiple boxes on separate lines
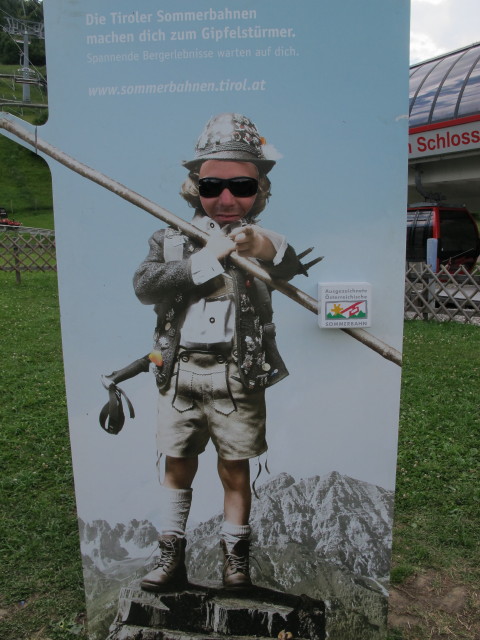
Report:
159,486,192,538
220,520,251,552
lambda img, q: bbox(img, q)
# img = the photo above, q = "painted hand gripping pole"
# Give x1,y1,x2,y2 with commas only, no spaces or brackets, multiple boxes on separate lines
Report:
0,116,401,367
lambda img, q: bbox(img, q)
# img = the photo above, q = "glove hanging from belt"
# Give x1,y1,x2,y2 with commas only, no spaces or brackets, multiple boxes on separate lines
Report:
99,355,151,434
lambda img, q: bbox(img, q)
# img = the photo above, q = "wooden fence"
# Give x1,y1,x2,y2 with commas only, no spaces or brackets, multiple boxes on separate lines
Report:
1,227,479,324
0,226,56,283
405,264,480,324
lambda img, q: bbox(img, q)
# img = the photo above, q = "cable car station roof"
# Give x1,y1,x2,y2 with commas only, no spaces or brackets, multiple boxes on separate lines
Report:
409,41,480,128
408,42,480,212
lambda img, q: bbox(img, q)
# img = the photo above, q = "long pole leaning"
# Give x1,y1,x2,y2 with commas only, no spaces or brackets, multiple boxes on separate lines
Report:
0,116,402,367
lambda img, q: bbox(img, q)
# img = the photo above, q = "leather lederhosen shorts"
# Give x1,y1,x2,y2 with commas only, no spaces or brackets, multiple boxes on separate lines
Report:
156,348,267,461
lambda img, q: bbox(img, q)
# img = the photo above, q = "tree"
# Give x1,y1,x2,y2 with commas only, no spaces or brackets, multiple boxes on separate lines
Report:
0,0,45,66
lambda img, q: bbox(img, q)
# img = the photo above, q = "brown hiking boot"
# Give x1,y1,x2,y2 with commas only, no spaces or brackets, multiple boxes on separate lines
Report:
140,535,188,592
221,538,252,589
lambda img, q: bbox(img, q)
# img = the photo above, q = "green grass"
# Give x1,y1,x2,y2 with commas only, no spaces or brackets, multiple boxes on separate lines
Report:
1,64,51,227
0,134,54,228
0,63,48,125
392,321,480,582
389,321,480,639
0,272,86,639
0,270,479,639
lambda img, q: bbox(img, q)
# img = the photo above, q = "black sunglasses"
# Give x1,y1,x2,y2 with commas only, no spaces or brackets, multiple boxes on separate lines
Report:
198,177,259,198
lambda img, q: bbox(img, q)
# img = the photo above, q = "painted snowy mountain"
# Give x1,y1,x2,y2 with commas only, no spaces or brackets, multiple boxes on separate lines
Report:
186,471,394,591
79,518,158,573
79,471,393,640
78,470,393,582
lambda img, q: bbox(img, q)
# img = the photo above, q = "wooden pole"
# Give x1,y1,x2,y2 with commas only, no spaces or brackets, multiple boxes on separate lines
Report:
0,116,402,367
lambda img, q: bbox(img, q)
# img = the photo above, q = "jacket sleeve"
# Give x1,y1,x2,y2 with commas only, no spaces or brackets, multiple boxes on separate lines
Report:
133,230,196,305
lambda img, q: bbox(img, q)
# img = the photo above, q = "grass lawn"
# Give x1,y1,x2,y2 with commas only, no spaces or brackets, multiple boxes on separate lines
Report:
0,270,479,639
389,321,480,639
0,64,48,124
0,272,85,639
0,134,53,228
1,64,50,227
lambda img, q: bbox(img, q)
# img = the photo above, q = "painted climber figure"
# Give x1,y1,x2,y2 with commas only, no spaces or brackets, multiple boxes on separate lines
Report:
134,113,301,591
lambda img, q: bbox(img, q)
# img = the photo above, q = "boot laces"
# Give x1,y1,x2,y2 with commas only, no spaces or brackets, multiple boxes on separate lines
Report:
155,538,177,569
224,550,249,575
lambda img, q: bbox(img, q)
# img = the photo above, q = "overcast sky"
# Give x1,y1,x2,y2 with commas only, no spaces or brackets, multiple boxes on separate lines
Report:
410,0,479,64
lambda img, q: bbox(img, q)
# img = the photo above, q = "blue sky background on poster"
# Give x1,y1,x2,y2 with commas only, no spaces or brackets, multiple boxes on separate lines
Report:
20,0,410,524
36,0,480,64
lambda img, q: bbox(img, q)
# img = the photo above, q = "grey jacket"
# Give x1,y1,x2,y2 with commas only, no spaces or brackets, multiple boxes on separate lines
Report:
133,225,301,392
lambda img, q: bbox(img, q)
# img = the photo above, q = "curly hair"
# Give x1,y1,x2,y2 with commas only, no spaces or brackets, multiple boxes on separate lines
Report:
180,170,272,220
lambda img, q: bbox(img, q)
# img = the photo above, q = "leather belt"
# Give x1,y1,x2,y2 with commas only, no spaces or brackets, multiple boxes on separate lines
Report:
179,341,233,355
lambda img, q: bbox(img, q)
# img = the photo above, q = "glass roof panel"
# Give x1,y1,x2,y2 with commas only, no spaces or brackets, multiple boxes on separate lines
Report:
457,58,480,117
409,60,438,113
431,49,480,122
409,43,480,127
409,53,463,126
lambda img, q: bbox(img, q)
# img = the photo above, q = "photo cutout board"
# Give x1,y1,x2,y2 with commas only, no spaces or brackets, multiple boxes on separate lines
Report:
0,1,410,638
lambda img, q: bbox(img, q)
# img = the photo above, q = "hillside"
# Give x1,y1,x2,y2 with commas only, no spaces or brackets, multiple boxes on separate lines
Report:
0,131,53,228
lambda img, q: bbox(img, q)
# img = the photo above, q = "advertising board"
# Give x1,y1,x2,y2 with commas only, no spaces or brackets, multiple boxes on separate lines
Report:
1,2,409,638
